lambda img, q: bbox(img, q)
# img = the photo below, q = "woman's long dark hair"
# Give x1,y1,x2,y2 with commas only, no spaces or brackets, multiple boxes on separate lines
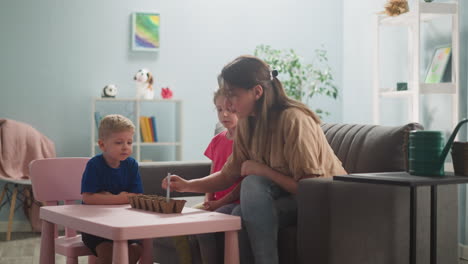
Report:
220,55,320,162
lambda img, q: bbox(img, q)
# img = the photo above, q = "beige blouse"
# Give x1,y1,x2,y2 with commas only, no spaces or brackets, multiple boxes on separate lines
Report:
221,107,347,181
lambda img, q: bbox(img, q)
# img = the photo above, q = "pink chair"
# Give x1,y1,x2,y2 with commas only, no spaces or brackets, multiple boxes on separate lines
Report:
29,157,96,264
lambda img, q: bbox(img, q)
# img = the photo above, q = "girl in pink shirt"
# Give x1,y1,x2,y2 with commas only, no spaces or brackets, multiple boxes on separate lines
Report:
175,90,241,264
193,89,241,264
201,89,242,213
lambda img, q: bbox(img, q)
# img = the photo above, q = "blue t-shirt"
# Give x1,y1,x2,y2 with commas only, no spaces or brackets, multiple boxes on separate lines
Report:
81,154,143,195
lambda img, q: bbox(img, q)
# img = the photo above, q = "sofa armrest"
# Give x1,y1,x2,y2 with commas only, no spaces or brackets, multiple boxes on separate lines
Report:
297,177,458,264
139,161,211,197
297,177,410,264
297,177,332,263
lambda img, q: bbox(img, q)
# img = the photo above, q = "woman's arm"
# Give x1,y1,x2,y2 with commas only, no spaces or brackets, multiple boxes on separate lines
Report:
190,171,238,193
205,164,216,202
250,163,297,194
162,171,237,194
82,191,136,205
241,160,318,194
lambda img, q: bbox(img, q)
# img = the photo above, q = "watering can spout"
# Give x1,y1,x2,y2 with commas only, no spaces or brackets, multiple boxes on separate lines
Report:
439,118,468,169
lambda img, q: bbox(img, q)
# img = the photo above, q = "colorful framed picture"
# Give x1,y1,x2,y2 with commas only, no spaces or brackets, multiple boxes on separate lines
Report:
424,45,451,83
132,12,160,51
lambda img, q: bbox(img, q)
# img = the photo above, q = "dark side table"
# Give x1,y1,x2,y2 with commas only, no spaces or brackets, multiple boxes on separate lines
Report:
334,171,468,264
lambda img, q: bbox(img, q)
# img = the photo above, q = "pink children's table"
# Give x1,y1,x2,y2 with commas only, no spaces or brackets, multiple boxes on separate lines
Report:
39,204,241,264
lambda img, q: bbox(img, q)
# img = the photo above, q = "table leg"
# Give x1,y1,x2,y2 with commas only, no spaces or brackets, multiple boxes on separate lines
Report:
224,230,239,264
431,185,437,264
40,220,55,264
113,240,129,264
410,187,417,264
140,239,153,264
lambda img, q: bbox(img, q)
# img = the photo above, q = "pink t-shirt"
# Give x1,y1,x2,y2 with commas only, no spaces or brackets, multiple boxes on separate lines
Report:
204,130,241,202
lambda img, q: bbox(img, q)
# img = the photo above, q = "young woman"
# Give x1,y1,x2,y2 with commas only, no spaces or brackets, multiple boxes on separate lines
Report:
162,55,346,264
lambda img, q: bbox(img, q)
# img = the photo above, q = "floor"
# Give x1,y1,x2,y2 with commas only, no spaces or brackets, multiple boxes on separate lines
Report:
1,232,468,264
0,232,88,264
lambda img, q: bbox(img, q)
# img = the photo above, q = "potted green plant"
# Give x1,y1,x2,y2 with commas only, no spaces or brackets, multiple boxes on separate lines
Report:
254,44,338,118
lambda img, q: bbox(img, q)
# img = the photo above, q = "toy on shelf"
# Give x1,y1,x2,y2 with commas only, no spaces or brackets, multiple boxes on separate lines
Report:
101,84,118,98
134,68,155,99
161,87,173,99
380,0,409,17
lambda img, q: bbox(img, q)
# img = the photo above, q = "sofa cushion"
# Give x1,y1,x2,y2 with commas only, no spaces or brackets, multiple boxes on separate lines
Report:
321,123,423,174
139,161,210,197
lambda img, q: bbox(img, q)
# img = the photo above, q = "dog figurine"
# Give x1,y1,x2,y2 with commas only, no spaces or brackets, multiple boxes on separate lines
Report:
134,69,154,99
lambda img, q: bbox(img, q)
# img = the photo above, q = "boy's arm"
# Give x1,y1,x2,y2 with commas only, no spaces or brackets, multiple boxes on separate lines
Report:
82,191,134,205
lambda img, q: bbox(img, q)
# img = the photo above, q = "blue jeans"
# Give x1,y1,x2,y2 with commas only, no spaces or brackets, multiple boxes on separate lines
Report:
232,175,297,264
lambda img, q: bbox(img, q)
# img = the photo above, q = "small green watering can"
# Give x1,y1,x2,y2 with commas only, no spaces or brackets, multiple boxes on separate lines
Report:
409,118,468,176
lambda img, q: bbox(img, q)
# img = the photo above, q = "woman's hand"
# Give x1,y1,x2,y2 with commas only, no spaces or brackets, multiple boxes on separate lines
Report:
241,160,269,177
161,175,189,193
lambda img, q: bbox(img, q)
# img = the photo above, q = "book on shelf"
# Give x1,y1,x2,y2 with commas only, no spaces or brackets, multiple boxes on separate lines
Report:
139,116,148,142
145,116,154,142
151,116,158,142
148,116,155,142
139,116,159,142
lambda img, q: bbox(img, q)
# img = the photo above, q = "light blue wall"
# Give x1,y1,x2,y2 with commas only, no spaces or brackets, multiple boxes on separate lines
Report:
343,0,467,130
0,1,343,224
343,0,468,244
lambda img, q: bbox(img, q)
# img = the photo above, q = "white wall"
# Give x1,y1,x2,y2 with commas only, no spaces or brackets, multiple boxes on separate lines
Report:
342,0,468,245
0,0,343,225
0,0,343,161
343,0,466,132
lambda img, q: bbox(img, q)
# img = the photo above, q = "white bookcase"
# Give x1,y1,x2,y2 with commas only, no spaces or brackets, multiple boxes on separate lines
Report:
373,1,459,128
91,98,183,162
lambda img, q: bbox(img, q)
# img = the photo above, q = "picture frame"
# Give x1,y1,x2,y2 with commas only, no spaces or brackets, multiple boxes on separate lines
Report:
424,45,451,83
131,12,160,52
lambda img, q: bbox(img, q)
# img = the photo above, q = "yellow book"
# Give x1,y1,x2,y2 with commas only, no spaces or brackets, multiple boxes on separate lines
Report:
139,116,148,142
145,116,154,142
143,116,151,142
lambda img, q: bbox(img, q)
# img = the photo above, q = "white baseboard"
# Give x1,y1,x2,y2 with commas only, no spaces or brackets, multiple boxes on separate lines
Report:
0,221,32,232
460,244,468,260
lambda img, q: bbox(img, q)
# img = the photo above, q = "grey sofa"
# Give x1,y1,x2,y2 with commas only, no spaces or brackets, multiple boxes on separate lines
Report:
139,123,459,264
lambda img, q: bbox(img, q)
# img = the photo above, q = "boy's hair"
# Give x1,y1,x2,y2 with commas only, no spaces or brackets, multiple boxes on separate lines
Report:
98,114,135,140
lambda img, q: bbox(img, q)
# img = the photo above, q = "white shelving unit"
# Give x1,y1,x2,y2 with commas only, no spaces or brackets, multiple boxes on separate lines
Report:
91,98,183,162
373,1,459,127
